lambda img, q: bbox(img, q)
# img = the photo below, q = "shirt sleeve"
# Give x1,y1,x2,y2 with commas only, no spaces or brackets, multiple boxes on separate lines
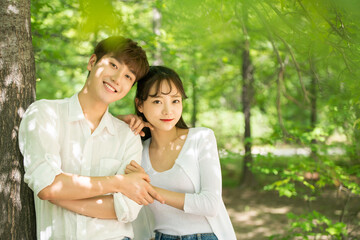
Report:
18,101,63,196
183,129,222,217
113,131,143,222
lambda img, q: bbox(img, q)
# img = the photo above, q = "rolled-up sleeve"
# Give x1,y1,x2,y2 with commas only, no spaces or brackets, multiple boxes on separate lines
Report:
183,129,222,217
113,131,143,222
18,101,63,196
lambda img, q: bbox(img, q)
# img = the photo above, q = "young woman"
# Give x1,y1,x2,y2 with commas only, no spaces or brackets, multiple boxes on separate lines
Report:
122,66,236,240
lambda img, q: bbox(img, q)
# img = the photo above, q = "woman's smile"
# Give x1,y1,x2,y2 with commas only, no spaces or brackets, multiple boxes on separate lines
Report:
160,118,174,122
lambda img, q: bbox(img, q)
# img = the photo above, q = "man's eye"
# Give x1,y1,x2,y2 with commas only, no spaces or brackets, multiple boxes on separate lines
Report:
125,74,133,81
110,63,118,69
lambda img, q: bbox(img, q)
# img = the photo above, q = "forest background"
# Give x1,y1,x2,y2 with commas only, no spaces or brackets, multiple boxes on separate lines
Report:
1,0,360,239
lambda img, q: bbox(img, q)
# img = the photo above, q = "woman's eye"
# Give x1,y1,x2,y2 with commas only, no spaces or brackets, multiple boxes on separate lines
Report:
173,99,181,103
153,100,161,104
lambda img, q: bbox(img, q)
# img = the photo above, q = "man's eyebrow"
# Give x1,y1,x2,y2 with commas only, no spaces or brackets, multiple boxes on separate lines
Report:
109,56,136,76
109,56,120,62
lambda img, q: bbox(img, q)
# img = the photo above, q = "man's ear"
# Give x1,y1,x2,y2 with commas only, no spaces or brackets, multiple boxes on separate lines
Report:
135,98,143,113
87,54,97,71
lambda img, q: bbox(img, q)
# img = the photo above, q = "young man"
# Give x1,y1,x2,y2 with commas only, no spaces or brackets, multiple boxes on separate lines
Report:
19,36,163,240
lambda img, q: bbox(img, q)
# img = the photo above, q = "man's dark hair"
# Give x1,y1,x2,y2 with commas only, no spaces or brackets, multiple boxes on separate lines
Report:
93,36,149,81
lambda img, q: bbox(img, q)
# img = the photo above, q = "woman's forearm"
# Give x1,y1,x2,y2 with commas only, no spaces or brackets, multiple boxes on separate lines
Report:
152,186,185,210
50,195,117,219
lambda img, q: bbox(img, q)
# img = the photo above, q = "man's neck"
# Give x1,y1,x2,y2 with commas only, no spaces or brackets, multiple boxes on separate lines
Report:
78,90,108,133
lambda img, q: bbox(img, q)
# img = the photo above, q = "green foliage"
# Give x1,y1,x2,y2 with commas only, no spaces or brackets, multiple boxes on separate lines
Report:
219,150,243,187
251,152,360,238
270,211,348,239
31,0,360,155
31,1,360,237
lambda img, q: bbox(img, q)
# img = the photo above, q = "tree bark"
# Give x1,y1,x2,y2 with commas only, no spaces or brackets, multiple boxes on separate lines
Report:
191,61,198,127
152,4,163,65
309,57,318,159
0,0,37,239
240,3,255,187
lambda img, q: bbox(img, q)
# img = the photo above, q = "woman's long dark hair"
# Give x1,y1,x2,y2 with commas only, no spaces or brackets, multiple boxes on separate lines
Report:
135,66,188,140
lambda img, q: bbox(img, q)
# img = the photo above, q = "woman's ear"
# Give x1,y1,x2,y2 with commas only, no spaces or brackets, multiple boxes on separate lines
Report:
87,54,97,71
135,98,143,113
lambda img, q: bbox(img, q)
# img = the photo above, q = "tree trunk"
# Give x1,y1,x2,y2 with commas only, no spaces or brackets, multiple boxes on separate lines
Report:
240,3,255,187
0,0,37,239
309,57,318,160
353,106,360,162
191,62,197,127
152,4,163,65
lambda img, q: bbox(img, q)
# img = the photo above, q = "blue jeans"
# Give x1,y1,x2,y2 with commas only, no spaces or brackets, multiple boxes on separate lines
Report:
155,231,218,240
123,238,131,240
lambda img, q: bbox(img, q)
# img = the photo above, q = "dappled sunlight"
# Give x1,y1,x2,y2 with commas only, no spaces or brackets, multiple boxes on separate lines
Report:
27,119,36,131
0,88,7,112
17,106,25,117
40,226,53,240
223,188,297,238
71,142,82,159
224,188,360,239
12,126,19,140
7,4,19,14
95,66,105,78
228,208,259,222
4,63,23,89
45,123,57,138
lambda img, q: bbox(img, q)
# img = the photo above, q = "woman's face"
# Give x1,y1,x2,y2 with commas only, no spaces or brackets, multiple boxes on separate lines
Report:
138,80,183,132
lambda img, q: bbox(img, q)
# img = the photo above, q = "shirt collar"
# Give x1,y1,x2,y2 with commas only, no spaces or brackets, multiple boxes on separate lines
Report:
95,110,116,136
68,93,85,122
68,93,116,136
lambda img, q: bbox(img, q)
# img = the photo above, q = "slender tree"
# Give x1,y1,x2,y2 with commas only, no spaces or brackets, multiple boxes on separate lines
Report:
191,59,198,127
0,0,36,239
309,56,318,159
240,1,255,186
152,1,163,65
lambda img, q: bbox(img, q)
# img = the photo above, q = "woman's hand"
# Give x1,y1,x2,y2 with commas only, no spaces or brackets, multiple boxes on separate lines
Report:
117,114,154,137
125,160,146,174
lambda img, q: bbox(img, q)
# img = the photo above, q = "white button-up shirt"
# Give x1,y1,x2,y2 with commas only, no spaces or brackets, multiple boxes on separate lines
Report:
19,94,142,240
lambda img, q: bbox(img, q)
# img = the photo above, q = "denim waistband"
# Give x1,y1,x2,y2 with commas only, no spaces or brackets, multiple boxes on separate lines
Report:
155,231,218,240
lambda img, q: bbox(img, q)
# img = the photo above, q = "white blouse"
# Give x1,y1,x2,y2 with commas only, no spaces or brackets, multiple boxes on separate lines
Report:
143,154,212,235
19,94,143,240
133,127,236,240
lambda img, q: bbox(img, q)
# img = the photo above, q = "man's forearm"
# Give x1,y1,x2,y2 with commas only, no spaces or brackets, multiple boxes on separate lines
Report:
50,195,117,219
37,171,163,206
38,172,123,200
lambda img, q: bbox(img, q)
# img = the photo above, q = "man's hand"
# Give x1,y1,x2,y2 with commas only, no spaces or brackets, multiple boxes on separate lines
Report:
117,114,154,137
115,172,165,205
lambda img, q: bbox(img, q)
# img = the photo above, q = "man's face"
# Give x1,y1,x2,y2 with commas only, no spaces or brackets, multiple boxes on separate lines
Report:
85,54,136,105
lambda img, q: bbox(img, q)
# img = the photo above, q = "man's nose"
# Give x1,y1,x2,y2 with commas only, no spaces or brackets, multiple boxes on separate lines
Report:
111,70,123,85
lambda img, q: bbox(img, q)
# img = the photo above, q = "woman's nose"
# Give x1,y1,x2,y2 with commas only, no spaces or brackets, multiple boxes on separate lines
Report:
162,103,171,115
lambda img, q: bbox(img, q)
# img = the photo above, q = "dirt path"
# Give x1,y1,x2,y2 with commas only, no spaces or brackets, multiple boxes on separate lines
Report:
223,188,360,239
